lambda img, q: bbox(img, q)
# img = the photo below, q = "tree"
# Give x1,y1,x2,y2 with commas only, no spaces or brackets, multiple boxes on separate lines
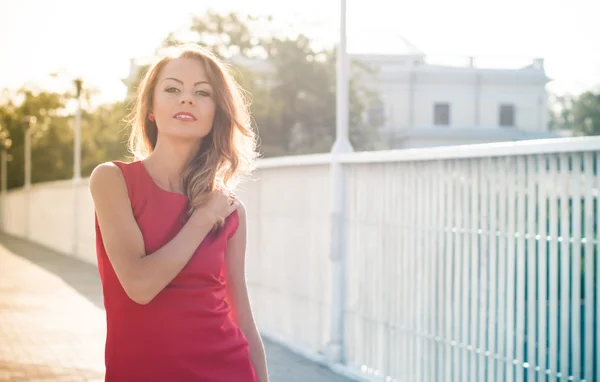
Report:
549,90,600,136
80,100,131,177
0,89,72,189
548,94,573,132
164,11,270,59
571,91,600,136
0,87,131,189
159,10,383,156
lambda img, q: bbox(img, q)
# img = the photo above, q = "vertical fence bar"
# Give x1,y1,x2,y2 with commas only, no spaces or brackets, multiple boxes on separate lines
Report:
488,157,499,381
559,153,571,380
423,162,431,382
446,159,456,382
388,163,398,380
414,161,423,381
469,158,480,381
376,164,385,377
548,154,559,378
386,163,394,380
497,156,508,382
388,164,396,379
479,157,490,382
400,162,410,382
454,160,464,382
505,156,517,382
526,155,538,382
458,160,471,380
583,152,593,382
408,161,417,381
571,153,582,381
516,156,527,382
370,165,377,371
435,159,445,382
590,152,600,381
537,153,549,381
421,162,431,382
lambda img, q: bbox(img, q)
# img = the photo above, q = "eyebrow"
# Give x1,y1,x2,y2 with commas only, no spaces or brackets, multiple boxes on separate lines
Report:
162,77,210,86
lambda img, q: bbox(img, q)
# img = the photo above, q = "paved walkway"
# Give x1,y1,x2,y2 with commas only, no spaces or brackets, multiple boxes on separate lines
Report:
0,233,356,382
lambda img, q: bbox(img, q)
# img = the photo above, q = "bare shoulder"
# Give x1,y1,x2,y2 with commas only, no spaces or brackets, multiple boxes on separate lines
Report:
89,162,127,200
89,162,125,192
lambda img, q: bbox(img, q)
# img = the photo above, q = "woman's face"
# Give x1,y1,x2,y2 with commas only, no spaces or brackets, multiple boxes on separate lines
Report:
151,57,217,142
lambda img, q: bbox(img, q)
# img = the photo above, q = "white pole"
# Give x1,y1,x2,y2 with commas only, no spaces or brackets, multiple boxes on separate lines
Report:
74,79,82,183
1,150,6,231
24,128,31,191
73,79,82,257
332,0,353,154
327,0,353,365
24,124,31,238
1,150,6,194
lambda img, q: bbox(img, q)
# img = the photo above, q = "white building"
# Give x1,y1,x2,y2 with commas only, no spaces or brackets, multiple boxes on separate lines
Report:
122,38,557,150
350,37,556,149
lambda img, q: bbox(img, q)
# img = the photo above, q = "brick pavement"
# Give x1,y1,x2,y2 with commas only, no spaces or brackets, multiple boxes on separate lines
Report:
0,233,357,382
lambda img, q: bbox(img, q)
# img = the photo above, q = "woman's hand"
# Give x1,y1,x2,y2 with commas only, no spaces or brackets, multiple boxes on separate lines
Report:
191,190,239,230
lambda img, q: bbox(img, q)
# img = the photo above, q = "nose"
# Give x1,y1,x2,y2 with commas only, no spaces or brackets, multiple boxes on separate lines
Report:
179,91,195,106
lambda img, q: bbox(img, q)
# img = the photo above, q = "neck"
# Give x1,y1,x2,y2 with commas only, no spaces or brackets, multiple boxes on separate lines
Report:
143,137,203,193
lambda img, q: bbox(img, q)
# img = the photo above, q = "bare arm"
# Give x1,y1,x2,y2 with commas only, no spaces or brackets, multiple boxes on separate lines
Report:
90,162,236,305
225,202,269,381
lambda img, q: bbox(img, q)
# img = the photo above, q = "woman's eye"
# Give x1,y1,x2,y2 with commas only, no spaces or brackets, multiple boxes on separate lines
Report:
165,87,179,93
196,90,210,97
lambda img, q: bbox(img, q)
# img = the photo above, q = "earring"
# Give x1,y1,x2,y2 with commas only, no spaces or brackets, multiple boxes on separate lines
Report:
148,114,155,122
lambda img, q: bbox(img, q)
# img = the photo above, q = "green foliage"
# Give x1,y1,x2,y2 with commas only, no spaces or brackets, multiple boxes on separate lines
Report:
0,89,130,189
161,10,383,156
80,101,131,177
0,10,382,189
549,90,600,136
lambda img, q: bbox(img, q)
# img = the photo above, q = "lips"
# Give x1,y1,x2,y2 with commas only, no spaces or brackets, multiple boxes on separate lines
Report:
172,112,197,121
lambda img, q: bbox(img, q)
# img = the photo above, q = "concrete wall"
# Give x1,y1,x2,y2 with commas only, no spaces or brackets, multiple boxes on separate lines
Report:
2,179,96,263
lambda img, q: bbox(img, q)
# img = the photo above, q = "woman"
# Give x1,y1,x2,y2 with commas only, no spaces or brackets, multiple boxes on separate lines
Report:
89,44,269,381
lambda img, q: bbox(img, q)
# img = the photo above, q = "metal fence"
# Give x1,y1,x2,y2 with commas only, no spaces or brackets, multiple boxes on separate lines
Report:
341,139,599,381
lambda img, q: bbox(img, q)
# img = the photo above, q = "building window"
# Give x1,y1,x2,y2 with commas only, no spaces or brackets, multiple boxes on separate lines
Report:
434,103,450,126
499,104,515,127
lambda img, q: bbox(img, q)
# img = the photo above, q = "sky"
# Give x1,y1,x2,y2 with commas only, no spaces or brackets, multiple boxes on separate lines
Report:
0,0,598,106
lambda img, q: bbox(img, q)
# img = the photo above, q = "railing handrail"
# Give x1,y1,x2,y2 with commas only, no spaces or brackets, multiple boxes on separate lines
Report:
4,137,599,186
257,136,600,168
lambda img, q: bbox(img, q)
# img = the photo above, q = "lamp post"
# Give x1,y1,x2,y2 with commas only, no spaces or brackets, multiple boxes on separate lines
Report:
0,127,12,231
49,72,83,183
327,0,353,365
23,116,37,191
332,0,353,155
0,140,9,194
23,116,37,238
71,78,83,258
73,78,83,183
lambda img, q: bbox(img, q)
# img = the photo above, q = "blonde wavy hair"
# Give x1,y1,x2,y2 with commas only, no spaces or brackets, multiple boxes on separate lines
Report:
127,44,258,213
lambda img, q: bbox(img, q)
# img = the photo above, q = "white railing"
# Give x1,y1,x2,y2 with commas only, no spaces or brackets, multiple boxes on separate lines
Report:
1,137,599,382
339,137,599,382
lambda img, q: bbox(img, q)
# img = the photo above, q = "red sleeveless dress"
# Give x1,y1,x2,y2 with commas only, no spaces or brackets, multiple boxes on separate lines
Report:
95,160,258,382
